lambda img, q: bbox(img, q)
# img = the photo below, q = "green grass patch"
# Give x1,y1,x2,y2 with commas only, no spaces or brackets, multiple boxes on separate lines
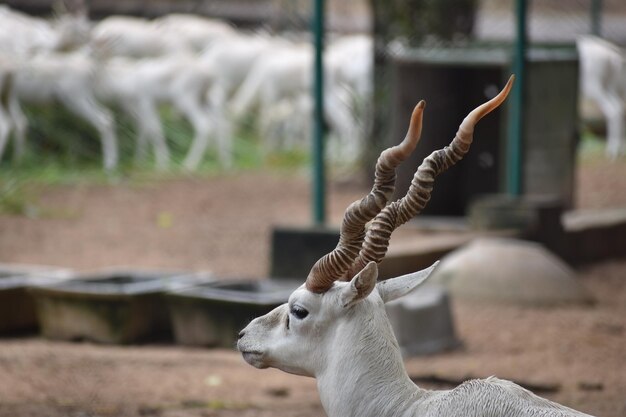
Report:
0,177,80,218
579,129,606,160
0,178,37,216
0,103,311,187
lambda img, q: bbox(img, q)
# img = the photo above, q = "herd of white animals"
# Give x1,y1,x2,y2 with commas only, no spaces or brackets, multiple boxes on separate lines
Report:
0,5,372,170
238,76,595,417
0,5,625,173
0,5,625,172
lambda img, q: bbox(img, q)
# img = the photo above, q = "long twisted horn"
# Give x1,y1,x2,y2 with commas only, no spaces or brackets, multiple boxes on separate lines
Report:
305,101,426,293
345,75,515,278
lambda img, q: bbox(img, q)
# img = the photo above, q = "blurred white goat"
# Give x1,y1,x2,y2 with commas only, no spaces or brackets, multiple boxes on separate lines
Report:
325,34,373,161
94,52,224,170
4,49,219,171
0,4,89,56
91,15,192,58
3,51,118,169
92,14,237,59
177,33,285,169
0,5,107,166
153,13,236,52
230,35,372,162
577,35,626,158
89,14,245,169
0,7,376,170
229,43,314,151
326,34,373,106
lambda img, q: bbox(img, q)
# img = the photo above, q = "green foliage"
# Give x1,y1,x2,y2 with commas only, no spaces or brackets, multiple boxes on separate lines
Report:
373,0,478,44
0,178,35,216
579,129,607,160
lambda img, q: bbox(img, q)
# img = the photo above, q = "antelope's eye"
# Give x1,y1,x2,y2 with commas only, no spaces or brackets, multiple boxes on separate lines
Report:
290,305,309,320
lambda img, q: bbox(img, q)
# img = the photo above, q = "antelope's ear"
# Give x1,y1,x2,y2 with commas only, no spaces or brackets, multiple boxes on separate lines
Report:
340,262,379,308
377,261,439,303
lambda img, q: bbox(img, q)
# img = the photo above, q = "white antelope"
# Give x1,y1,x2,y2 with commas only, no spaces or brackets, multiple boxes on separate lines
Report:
0,4,90,57
577,35,626,158
190,33,284,169
153,13,236,52
238,75,594,417
229,40,362,161
92,52,220,170
2,52,118,170
90,15,192,59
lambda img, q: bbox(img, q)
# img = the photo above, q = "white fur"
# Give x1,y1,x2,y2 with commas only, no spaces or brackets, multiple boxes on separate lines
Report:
0,6,107,167
90,16,191,59
153,14,236,52
93,52,223,170
198,33,286,167
577,35,626,158
229,42,313,151
230,35,372,161
0,5,89,56
3,51,118,170
238,262,595,417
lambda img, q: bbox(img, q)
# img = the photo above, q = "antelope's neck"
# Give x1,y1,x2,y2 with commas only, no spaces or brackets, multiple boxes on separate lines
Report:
315,312,428,417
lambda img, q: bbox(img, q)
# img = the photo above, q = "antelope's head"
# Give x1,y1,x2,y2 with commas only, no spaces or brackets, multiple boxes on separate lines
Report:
237,76,514,378
53,0,92,52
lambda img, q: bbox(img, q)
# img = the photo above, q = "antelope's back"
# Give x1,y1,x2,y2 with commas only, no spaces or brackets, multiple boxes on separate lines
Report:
418,377,595,417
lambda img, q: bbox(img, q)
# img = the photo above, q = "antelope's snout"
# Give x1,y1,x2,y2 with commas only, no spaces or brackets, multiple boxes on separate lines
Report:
236,304,287,368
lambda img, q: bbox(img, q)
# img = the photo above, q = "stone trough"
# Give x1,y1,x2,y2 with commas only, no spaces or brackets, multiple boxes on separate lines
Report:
30,268,200,344
0,264,71,334
167,279,300,348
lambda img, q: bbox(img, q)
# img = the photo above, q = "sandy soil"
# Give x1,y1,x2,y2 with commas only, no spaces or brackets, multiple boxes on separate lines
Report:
0,155,625,417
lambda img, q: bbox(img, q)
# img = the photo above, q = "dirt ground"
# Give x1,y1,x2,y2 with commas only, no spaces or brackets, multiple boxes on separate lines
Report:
0,154,625,417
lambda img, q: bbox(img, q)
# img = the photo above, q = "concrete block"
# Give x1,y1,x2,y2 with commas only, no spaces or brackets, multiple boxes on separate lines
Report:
270,226,339,279
469,194,569,261
386,286,459,356
563,208,626,265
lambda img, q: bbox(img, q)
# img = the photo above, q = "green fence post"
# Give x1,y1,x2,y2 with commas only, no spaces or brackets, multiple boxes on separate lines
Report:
506,0,527,196
591,0,603,36
312,0,326,226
